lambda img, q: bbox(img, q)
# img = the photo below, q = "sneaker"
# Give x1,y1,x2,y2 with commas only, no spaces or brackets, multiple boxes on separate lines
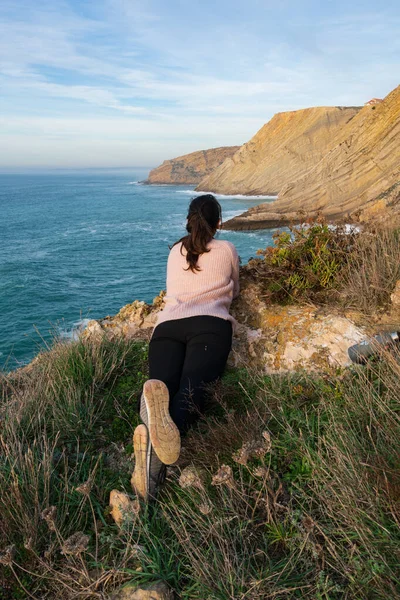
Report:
131,424,167,501
348,331,400,364
140,379,181,465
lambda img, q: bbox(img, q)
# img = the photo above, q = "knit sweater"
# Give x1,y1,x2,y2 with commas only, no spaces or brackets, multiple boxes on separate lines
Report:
155,238,240,328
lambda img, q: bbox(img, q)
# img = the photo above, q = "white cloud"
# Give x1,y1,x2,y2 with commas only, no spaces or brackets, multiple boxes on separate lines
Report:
0,0,399,167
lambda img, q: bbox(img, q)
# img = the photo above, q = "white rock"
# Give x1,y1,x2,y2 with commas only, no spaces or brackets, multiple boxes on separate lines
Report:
391,280,400,309
109,581,173,600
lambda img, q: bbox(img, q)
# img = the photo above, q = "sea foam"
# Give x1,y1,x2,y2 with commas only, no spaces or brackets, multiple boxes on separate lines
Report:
176,189,277,200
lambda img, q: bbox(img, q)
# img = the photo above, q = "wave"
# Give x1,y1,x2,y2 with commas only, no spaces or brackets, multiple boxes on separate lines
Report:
222,210,248,220
58,318,92,341
328,223,360,234
176,189,277,200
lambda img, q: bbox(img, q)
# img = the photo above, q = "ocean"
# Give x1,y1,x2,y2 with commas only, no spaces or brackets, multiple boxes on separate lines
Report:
0,168,278,369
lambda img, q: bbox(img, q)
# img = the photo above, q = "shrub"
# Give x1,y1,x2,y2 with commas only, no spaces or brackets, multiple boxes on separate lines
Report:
254,221,354,302
253,221,400,312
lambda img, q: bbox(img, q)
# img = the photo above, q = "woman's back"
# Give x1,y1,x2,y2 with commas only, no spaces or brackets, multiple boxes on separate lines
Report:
156,238,239,326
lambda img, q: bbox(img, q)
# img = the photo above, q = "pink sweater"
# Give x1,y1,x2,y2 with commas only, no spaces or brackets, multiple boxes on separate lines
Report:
155,238,240,327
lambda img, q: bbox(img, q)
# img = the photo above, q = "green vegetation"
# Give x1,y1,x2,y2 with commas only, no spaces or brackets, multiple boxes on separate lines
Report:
1,334,399,598
253,222,400,311
255,222,348,300
0,337,148,599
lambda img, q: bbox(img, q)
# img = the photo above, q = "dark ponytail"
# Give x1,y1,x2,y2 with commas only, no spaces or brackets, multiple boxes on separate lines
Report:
174,194,222,273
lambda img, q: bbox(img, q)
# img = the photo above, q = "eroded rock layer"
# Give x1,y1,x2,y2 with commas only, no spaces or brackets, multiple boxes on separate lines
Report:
146,146,240,185
277,85,400,218
196,106,360,196
224,85,400,229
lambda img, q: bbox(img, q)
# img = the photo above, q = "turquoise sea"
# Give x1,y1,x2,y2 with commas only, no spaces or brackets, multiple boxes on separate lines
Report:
0,168,277,369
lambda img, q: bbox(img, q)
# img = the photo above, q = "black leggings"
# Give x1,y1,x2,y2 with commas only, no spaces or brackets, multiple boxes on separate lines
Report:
148,316,232,434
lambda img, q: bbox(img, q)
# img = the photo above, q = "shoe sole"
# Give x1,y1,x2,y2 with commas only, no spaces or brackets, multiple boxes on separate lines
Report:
143,379,181,465
131,424,149,500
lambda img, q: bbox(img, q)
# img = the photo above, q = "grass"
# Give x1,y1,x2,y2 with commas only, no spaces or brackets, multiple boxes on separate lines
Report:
341,227,400,313
1,333,399,599
0,336,148,598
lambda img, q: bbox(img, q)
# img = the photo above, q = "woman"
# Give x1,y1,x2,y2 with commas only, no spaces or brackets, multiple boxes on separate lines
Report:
131,194,240,501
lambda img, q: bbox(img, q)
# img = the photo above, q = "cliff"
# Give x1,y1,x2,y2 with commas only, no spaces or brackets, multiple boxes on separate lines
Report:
276,85,400,220
196,106,360,195
146,146,240,185
224,85,400,230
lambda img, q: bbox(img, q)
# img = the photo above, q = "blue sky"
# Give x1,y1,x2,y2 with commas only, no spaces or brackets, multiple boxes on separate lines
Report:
0,0,399,168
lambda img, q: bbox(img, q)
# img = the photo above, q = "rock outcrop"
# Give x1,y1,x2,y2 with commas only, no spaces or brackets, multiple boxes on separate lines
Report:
391,280,400,312
146,146,240,185
109,490,139,526
83,293,165,343
231,278,366,372
110,581,173,600
83,274,368,374
224,85,400,230
196,106,360,196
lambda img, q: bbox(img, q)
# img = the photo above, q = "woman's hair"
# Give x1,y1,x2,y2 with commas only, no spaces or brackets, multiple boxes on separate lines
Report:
174,194,222,273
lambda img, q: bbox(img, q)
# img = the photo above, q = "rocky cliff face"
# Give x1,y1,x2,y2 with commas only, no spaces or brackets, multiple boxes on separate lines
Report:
196,106,360,196
224,85,400,229
276,85,400,219
146,146,240,185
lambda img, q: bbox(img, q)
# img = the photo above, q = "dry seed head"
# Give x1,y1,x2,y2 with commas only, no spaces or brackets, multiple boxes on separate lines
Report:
0,545,15,566
253,445,268,458
178,465,204,490
75,480,92,496
198,501,213,515
253,466,269,478
233,433,272,465
211,464,234,488
262,430,272,452
232,443,252,465
41,506,57,531
23,537,33,551
61,532,90,556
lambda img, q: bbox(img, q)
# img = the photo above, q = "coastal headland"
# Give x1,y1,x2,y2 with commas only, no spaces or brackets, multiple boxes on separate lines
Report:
147,84,400,230
145,146,240,185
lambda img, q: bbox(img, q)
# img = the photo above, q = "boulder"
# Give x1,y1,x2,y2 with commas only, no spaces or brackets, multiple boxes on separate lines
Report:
83,319,105,343
230,278,366,372
82,292,165,343
110,581,173,600
391,280,400,310
109,490,140,526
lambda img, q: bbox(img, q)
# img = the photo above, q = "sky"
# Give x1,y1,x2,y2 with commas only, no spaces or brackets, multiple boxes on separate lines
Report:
0,0,399,169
